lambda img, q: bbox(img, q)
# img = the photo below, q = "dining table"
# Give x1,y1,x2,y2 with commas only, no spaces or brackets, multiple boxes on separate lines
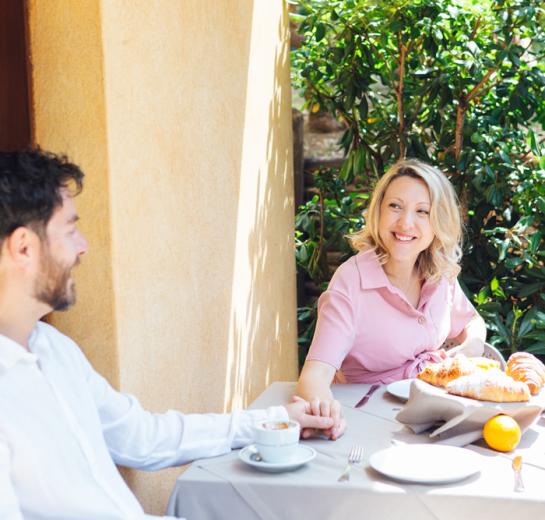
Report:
166,381,545,520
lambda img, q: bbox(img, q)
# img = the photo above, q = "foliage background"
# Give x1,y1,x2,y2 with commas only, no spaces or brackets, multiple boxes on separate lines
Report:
292,0,545,365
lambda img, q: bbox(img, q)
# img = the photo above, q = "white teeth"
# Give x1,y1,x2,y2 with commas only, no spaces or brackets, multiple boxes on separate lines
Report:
394,233,413,241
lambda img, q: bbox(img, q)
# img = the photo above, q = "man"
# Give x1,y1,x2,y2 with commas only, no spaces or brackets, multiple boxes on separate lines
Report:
0,149,340,519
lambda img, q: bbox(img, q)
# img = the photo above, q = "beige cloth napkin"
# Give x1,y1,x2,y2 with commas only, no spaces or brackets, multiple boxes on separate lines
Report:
395,379,545,446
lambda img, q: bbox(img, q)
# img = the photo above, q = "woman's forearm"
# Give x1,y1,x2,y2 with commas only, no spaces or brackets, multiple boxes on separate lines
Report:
449,314,487,357
466,314,487,341
295,360,336,401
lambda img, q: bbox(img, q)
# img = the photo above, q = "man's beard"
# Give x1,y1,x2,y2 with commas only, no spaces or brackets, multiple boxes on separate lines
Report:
34,249,78,311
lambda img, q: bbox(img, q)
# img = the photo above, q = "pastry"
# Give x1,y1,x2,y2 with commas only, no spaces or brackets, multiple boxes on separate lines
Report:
417,354,476,387
506,352,545,395
468,357,500,371
446,369,530,402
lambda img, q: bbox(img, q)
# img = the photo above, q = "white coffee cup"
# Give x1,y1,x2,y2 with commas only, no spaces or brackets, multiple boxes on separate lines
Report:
254,420,300,463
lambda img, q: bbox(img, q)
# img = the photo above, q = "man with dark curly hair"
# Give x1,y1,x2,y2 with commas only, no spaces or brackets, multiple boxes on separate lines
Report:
0,149,336,519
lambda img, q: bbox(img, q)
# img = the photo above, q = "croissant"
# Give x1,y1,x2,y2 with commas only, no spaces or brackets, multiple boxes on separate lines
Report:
506,352,545,395
468,357,500,371
446,370,530,402
417,354,476,387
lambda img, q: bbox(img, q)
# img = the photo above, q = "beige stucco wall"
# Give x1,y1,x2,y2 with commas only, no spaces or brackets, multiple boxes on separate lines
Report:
26,0,296,515
26,0,119,386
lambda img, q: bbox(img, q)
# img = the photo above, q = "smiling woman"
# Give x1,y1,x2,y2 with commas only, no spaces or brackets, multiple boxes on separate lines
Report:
295,159,487,423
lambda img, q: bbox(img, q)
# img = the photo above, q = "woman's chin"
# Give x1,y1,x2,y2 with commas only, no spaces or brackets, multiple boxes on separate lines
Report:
385,249,421,266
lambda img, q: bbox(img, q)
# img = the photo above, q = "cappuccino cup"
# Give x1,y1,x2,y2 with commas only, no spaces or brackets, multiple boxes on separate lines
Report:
254,420,300,463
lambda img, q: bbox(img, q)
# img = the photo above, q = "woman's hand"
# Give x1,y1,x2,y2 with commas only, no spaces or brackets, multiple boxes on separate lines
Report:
307,395,346,440
293,360,346,439
284,396,335,435
447,337,484,357
447,314,487,357
287,395,346,440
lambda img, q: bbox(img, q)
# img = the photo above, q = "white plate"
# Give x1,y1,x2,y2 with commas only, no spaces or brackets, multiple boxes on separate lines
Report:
369,444,481,484
386,379,414,401
239,444,316,473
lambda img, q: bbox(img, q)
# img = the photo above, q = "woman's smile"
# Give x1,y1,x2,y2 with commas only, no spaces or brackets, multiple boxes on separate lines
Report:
392,232,417,242
379,176,435,265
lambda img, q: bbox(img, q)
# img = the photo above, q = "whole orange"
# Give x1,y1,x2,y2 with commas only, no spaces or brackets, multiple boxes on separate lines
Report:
482,414,521,452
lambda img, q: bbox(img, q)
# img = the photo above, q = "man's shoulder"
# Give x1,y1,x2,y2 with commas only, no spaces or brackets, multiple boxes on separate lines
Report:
34,321,83,359
36,320,74,341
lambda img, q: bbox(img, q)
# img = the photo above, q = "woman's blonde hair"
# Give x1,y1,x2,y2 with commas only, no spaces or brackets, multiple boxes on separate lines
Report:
349,159,463,282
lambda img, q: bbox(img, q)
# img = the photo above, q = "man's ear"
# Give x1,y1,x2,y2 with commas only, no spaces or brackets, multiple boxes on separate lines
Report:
2,227,41,268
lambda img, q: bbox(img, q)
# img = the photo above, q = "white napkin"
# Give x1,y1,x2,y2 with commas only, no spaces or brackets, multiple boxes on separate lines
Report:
395,379,545,446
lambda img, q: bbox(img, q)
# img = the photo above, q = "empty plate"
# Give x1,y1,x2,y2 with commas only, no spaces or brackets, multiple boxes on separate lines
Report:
369,444,481,484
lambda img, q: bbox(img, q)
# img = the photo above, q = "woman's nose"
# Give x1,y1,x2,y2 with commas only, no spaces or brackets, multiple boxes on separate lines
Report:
398,210,415,228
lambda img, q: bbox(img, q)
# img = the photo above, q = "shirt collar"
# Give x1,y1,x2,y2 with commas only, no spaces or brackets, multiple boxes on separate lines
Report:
0,330,39,370
354,248,443,302
354,249,391,290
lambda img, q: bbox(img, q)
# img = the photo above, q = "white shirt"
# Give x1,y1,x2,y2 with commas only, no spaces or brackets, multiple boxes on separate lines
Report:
0,322,288,519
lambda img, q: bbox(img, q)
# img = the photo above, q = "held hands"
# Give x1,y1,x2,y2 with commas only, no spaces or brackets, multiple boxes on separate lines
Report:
285,395,346,441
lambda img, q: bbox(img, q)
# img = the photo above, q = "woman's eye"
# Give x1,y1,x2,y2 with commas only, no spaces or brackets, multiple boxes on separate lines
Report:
417,209,430,215
389,203,401,209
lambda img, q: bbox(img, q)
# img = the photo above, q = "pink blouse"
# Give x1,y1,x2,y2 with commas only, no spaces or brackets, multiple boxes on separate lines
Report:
306,249,477,384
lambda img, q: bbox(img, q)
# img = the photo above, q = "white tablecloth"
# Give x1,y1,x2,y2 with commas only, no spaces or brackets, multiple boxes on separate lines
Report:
166,382,545,520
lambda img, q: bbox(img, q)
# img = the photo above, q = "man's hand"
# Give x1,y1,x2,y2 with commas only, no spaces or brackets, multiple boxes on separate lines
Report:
285,396,346,440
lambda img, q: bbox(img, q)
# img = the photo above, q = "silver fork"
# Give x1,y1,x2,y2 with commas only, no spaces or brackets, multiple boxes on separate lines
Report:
337,445,364,482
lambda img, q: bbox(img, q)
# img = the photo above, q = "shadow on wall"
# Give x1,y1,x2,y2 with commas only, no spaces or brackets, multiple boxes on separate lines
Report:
223,2,297,411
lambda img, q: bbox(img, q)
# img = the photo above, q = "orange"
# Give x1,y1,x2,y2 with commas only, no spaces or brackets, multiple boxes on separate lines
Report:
482,414,521,452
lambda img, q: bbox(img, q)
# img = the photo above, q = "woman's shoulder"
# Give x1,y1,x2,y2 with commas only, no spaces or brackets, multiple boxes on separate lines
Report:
328,249,377,293
424,274,461,303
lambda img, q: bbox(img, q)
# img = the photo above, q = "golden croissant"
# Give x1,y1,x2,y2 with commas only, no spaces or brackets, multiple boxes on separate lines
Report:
446,369,530,402
506,352,545,395
417,354,476,387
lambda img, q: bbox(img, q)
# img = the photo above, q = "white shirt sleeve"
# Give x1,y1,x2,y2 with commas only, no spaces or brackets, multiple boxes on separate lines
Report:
73,345,289,469
0,437,24,520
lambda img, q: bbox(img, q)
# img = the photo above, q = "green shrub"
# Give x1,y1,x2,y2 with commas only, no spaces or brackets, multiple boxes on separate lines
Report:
292,0,545,361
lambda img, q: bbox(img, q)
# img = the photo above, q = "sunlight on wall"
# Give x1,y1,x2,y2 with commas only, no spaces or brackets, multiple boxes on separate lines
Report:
224,0,297,410
27,0,297,514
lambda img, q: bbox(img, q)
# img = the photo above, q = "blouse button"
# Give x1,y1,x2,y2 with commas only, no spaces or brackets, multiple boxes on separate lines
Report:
418,316,426,325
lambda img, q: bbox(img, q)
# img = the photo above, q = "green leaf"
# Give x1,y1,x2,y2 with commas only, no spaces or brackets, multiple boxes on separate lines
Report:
528,129,540,157
518,282,545,298
315,23,326,42
490,277,500,292
471,132,483,144
537,197,545,214
529,232,542,254
499,150,512,165
517,313,534,338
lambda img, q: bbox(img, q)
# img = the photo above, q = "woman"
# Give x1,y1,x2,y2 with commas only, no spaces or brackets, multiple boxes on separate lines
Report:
296,159,487,412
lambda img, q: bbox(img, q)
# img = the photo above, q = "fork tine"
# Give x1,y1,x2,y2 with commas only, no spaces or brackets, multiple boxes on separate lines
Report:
348,445,359,464
348,444,358,462
349,445,357,463
352,445,363,463
338,445,363,482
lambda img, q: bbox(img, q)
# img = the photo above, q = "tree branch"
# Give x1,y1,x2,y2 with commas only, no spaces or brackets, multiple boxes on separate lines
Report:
469,17,482,41
396,35,408,158
454,99,467,163
467,68,496,102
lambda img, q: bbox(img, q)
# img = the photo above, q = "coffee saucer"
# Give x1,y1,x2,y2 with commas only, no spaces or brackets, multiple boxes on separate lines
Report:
239,444,316,473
